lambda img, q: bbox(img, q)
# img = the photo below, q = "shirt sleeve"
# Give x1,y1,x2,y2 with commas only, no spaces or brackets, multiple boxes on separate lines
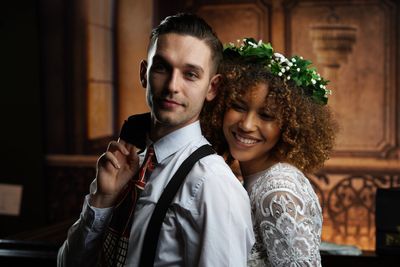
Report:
57,194,113,267
251,172,322,266
193,159,255,267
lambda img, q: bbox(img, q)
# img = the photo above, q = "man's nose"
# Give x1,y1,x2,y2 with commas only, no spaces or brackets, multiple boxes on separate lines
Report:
167,70,181,94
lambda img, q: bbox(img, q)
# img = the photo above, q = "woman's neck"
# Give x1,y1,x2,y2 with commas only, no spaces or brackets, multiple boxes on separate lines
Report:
239,157,278,178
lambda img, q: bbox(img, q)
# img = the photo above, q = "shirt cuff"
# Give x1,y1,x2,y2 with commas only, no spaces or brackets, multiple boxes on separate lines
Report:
81,194,113,232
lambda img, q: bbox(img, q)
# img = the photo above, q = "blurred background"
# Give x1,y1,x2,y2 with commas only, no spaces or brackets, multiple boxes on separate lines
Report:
0,0,399,255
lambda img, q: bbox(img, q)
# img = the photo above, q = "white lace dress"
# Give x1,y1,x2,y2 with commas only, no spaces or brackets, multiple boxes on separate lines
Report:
245,163,322,267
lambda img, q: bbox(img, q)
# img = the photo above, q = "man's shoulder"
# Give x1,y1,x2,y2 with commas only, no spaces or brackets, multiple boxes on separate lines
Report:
181,140,244,191
181,151,249,211
194,153,245,191
197,153,232,175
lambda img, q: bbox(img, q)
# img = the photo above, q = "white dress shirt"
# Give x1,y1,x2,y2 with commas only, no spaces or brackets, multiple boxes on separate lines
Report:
58,121,255,267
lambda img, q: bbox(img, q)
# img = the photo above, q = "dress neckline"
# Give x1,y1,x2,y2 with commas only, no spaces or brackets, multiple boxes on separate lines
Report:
243,164,277,194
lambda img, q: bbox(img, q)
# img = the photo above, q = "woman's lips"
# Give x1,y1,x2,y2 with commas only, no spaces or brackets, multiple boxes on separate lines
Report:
233,132,260,145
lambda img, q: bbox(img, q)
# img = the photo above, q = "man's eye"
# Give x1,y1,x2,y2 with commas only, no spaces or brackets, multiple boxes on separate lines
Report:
185,71,199,80
152,64,167,73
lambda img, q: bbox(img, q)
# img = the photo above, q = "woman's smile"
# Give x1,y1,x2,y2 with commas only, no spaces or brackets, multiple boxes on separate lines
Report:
232,131,261,146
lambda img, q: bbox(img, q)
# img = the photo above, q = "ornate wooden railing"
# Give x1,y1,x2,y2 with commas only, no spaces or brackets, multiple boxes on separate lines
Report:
311,158,400,251
43,155,400,251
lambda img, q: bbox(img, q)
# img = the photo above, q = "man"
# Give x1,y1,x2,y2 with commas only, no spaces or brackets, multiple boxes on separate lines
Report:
58,13,254,266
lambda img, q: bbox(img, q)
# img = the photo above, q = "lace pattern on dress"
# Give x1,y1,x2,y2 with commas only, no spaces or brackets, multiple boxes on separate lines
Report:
247,163,322,267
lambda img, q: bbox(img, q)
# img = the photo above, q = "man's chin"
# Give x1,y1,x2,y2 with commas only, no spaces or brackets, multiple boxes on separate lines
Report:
152,112,182,126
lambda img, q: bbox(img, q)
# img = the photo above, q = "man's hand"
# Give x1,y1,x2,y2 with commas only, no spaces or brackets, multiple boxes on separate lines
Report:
90,139,140,208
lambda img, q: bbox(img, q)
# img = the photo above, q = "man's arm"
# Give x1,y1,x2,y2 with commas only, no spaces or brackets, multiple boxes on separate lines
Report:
57,139,140,266
57,195,113,267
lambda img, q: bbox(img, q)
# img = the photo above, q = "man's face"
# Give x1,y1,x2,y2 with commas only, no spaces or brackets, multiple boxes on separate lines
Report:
140,33,219,138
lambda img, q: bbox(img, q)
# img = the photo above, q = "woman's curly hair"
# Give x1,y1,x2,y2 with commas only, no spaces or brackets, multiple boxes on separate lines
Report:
201,58,338,174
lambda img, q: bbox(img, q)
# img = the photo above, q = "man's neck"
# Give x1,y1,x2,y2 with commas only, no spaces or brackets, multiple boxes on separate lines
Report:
149,114,200,142
149,125,176,142
149,121,198,142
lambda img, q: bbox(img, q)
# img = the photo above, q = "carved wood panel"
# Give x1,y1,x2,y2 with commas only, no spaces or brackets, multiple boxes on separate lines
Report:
196,2,271,44
286,0,398,158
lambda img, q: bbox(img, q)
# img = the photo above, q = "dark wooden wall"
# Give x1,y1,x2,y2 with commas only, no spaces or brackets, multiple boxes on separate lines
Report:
0,0,45,238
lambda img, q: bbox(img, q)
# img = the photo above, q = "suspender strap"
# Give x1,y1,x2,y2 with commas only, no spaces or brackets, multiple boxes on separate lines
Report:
139,144,215,267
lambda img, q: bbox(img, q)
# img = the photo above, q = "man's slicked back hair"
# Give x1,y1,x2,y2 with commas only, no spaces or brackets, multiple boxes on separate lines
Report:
149,13,223,74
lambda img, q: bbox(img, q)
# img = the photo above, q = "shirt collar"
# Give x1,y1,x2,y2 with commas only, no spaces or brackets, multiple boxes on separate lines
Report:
151,121,203,163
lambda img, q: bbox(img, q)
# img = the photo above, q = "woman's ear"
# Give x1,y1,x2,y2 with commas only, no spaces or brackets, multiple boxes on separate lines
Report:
206,74,221,101
140,60,148,88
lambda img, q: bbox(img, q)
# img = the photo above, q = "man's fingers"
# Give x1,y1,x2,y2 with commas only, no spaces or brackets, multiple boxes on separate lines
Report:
107,140,130,156
98,151,121,170
118,139,139,156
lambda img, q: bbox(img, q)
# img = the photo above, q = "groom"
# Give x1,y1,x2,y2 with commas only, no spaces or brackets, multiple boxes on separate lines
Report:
57,13,254,266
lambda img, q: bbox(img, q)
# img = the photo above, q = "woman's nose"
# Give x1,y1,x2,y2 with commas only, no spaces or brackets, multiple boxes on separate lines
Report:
238,112,257,132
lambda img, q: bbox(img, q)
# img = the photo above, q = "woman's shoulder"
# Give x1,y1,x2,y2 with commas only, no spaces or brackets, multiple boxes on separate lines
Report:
267,162,303,176
252,162,304,188
250,162,316,201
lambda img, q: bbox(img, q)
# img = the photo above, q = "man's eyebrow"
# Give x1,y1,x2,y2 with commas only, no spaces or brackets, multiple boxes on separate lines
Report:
152,54,168,63
184,64,204,74
152,54,205,74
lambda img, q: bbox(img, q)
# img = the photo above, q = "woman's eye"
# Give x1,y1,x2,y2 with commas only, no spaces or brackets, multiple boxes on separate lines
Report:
231,103,246,112
260,112,275,121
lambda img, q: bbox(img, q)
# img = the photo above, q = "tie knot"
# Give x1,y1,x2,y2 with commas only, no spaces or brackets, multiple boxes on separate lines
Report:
146,145,157,171
147,145,154,157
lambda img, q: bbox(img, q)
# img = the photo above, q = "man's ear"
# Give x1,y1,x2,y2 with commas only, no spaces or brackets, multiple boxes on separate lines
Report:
206,74,221,101
140,60,148,88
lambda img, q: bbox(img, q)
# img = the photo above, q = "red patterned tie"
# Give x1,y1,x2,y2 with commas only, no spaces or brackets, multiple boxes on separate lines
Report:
101,145,157,267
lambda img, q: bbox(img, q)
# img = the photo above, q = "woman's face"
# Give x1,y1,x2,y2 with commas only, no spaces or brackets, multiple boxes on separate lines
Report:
223,82,281,175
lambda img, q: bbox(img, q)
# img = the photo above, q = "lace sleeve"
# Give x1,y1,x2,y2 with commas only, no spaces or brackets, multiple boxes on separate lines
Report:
251,168,322,266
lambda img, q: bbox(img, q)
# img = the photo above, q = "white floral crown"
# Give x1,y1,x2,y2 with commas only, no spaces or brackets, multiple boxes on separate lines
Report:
223,38,332,105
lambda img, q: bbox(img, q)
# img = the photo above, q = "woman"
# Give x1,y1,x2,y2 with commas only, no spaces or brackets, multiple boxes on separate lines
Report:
202,38,338,266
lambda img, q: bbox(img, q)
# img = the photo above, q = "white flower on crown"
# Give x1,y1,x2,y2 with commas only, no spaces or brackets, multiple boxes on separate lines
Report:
324,89,333,97
274,52,288,64
247,40,258,48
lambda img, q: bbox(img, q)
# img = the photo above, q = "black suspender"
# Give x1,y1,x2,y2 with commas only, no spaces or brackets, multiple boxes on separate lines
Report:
139,144,215,267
